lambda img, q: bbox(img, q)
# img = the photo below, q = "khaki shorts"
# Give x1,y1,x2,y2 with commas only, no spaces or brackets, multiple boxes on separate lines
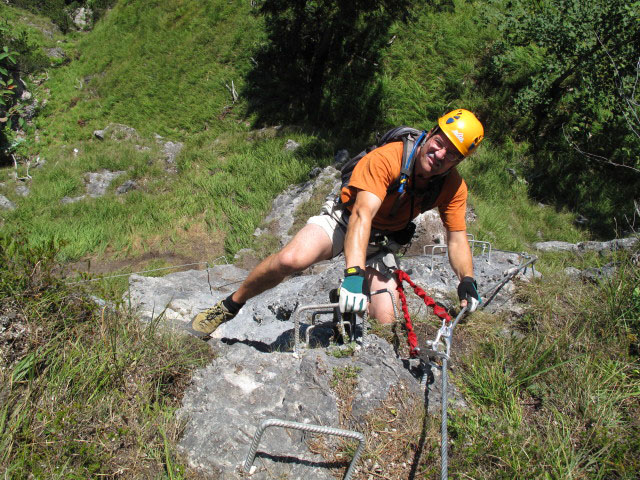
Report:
307,198,401,278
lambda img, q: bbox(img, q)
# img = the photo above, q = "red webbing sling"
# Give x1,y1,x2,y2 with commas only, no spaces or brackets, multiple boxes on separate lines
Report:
395,269,452,357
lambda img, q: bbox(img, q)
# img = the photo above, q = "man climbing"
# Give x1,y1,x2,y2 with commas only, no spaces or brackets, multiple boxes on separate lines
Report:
188,109,484,339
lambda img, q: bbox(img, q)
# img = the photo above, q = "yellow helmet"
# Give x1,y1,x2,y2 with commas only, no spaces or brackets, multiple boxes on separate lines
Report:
437,109,484,157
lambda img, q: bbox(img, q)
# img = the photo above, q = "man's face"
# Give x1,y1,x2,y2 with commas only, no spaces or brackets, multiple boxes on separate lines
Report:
414,131,464,182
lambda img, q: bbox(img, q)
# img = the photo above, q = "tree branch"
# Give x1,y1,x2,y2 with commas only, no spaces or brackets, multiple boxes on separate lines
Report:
562,124,640,174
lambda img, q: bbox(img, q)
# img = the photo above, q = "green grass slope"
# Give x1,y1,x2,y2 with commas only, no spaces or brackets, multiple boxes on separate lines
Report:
1,0,585,265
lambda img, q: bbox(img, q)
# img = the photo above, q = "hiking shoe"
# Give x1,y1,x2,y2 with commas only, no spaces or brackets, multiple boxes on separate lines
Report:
188,300,237,339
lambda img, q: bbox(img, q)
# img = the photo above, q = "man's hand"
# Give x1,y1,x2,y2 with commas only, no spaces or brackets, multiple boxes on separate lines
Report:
458,276,480,312
339,267,368,313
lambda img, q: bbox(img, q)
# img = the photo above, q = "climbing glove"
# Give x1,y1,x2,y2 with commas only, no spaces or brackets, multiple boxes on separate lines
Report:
457,276,481,312
339,266,368,313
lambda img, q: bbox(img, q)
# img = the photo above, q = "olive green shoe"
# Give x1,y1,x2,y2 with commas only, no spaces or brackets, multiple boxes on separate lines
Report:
188,300,237,339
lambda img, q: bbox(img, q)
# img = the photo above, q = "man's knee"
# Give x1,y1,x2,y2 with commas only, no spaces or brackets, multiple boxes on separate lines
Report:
368,303,396,325
275,248,308,274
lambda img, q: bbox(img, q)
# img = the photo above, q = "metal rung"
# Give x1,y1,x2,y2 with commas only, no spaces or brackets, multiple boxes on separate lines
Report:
293,303,367,353
423,244,448,271
243,418,365,480
469,239,492,263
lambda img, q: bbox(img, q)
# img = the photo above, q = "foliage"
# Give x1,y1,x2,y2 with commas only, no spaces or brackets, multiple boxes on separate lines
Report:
0,43,23,157
0,233,213,477
8,0,77,33
479,0,640,235
244,0,411,137
6,0,117,32
450,251,640,478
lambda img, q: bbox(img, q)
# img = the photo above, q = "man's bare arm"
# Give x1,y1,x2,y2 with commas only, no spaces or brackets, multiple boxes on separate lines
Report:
447,230,475,308
344,190,382,269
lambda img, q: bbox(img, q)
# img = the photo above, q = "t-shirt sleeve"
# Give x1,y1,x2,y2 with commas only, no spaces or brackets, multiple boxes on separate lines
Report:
436,169,467,231
343,142,401,202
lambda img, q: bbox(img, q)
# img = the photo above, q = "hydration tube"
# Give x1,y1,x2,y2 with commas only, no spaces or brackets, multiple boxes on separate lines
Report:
398,130,427,193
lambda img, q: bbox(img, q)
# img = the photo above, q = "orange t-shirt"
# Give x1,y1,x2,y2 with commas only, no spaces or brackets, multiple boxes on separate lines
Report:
340,142,467,232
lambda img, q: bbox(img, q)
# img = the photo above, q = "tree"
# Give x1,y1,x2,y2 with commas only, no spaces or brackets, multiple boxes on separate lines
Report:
480,0,640,234
243,0,410,135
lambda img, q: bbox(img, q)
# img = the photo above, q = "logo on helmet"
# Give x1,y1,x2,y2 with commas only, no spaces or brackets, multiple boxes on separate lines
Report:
452,130,464,143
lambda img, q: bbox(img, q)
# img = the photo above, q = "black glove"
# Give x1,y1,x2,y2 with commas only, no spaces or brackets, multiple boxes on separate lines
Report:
457,276,480,312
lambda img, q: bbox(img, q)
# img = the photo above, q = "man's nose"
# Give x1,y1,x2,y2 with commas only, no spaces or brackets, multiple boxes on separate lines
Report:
435,147,447,161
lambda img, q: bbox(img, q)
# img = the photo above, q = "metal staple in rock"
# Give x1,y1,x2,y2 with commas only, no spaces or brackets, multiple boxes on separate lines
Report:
293,303,369,353
243,418,365,480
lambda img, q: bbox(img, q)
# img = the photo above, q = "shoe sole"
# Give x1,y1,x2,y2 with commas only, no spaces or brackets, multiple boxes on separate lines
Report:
184,321,213,340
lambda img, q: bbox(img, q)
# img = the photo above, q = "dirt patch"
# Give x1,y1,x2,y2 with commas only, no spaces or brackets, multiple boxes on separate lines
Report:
311,382,439,479
66,223,226,277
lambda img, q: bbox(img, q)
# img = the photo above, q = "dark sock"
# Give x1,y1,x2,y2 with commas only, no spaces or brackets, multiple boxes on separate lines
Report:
223,293,244,314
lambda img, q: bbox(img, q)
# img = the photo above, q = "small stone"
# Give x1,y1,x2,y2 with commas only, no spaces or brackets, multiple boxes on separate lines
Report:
15,185,29,197
116,180,137,195
284,139,300,151
309,167,322,178
93,130,105,140
532,241,578,252
564,267,581,279
61,196,85,204
334,149,349,166
45,47,65,59
0,195,16,210
85,170,125,197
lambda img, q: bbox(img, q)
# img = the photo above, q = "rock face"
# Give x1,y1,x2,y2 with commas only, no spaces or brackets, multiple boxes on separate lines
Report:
253,166,341,248
126,154,541,479
178,337,427,479
128,245,527,478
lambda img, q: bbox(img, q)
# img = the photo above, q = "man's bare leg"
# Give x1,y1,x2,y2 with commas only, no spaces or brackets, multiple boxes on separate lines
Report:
366,267,400,324
231,223,334,304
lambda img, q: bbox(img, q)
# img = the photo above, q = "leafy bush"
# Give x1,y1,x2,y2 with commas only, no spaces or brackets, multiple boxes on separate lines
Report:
478,0,640,235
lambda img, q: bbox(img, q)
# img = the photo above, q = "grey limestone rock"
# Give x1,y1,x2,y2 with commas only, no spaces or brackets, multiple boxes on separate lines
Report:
61,195,85,204
177,336,423,479
284,139,301,151
162,141,183,171
45,47,65,59
254,166,341,248
533,241,578,252
535,237,638,254
0,195,16,211
334,149,349,167
154,134,184,172
103,123,140,141
15,184,30,197
86,170,125,197
72,7,92,30
116,180,137,195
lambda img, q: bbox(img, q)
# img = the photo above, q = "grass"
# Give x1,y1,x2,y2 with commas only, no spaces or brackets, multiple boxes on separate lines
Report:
0,235,214,478
2,0,591,269
447,250,640,479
